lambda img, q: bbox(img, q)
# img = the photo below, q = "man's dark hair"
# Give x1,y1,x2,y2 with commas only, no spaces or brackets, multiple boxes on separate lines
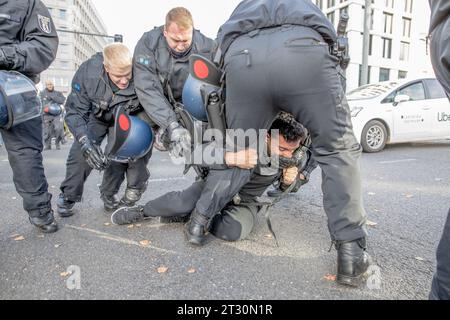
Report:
270,112,307,144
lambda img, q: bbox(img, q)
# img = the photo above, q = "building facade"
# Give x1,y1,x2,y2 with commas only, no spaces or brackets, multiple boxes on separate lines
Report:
314,0,433,91
40,0,109,95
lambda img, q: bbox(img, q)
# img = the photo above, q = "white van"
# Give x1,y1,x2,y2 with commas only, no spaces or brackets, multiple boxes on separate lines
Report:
347,78,450,153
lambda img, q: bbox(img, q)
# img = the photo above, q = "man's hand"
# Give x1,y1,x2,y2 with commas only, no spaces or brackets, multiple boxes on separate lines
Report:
79,136,108,171
225,149,258,170
0,48,11,69
282,167,299,185
167,122,191,158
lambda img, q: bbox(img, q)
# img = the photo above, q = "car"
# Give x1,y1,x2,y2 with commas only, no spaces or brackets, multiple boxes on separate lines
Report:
347,78,450,153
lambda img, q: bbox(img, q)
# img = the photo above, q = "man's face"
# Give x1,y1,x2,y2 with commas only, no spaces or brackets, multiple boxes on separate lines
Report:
268,133,301,158
46,82,54,91
105,65,132,90
164,22,193,53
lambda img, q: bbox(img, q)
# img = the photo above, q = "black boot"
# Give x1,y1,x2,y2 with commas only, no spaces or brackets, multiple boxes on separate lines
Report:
336,238,371,287
57,193,75,218
101,194,120,212
119,188,144,207
29,212,59,234
184,210,209,246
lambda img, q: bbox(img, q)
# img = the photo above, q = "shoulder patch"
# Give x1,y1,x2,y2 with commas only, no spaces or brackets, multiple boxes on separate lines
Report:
37,14,52,34
137,56,150,66
73,83,81,92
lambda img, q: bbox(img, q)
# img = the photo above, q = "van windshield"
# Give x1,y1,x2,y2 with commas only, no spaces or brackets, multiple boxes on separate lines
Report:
347,82,398,101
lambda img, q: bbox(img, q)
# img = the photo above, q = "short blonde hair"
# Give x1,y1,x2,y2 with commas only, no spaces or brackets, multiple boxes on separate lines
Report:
103,43,132,70
165,7,194,30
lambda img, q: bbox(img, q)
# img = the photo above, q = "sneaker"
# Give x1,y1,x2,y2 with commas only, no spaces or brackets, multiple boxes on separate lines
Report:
111,206,146,225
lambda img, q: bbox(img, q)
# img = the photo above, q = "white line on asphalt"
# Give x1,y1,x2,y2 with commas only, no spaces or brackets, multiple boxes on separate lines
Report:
65,224,177,254
147,177,187,183
379,159,417,164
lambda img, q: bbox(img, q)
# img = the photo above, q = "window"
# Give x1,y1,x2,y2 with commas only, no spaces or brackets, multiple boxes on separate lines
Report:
384,13,393,34
400,42,410,61
59,9,66,20
379,68,390,81
382,37,392,59
424,79,447,99
327,12,335,25
398,82,425,101
398,71,408,79
402,18,411,37
404,0,413,13
327,0,335,8
315,0,323,9
369,34,373,55
385,0,395,8
359,65,372,86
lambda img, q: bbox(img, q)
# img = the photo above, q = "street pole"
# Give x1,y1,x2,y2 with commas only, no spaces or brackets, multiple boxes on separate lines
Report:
361,0,372,86
56,29,123,42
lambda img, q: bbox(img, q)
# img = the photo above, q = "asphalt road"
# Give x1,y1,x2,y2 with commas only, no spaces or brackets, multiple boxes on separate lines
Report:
0,139,449,300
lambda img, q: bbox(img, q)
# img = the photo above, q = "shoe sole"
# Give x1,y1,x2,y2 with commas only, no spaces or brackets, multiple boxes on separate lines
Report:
110,206,145,226
57,209,75,218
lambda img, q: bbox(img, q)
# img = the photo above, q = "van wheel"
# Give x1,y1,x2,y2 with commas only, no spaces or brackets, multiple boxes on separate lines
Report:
361,120,388,153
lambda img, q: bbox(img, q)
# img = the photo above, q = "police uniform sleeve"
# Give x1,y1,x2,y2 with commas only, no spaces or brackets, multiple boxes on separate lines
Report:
0,0,58,76
64,63,92,142
52,91,66,105
133,34,177,130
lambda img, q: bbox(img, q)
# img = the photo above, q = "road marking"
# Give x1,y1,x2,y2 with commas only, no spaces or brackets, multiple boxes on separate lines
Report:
379,159,417,164
147,177,187,183
65,224,177,254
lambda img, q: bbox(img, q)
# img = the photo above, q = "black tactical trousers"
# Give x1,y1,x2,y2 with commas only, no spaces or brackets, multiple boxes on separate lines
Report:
59,118,151,202
194,25,367,242
43,114,64,147
430,209,450,300
0,117,53,222
143,181,257,241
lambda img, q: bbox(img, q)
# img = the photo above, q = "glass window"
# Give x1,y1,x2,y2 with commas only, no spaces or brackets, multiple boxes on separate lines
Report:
384,13,393,34
404,0,413,13
400,42,410,61
398,71,408,79
379,68,390,81
402,18,411,37
424,79,447,99
59,9,66,20
398,82,425,101
382,38,392,59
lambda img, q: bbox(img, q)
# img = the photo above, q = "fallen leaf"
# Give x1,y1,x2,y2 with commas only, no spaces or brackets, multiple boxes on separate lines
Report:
367,192,376,196
405,194,414,198
366,220,378,227
157,266,168,274
265,234,273,239
54,244,62,248
415,257,425,261
373,209,380,212
127,224,134,229
37,235,45,238
324,274,336,281
10,234,21,238
12,197,17,200
81,224,87,227
188,268,196,274
135,224,142,227
139,240,151,247
60,271,71,277
13,236,25,241
104,222,111,226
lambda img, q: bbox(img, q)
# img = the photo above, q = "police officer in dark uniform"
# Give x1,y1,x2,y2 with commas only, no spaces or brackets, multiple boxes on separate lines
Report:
0,0,59,233
57,43,152,217
133,7,215,154
40,80,66,150
112,114,307,243
428,0,450,300
184,0,370,287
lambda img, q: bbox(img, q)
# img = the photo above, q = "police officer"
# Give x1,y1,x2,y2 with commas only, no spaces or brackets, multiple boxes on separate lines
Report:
0,0,59,233
112,114,307,243
40,80,66,150
184,0,370,287
133,7,215,155
428,0,450,300
57,43,152,217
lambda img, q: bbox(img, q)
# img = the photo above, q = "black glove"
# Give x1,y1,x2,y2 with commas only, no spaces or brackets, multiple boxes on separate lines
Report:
167,122,191,158
79,136,108,171
0,48,11,69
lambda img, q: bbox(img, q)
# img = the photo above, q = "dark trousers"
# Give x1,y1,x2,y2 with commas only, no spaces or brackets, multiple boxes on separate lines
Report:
194,25,367,241
0,117,53,222
430,209,450,300
143,181,257,241
59,117,151,202
43,114,64,147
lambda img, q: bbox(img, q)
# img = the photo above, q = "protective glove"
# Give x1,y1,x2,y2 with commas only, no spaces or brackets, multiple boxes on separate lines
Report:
0,48,11,69
167,121,191,158
79,136,108,171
